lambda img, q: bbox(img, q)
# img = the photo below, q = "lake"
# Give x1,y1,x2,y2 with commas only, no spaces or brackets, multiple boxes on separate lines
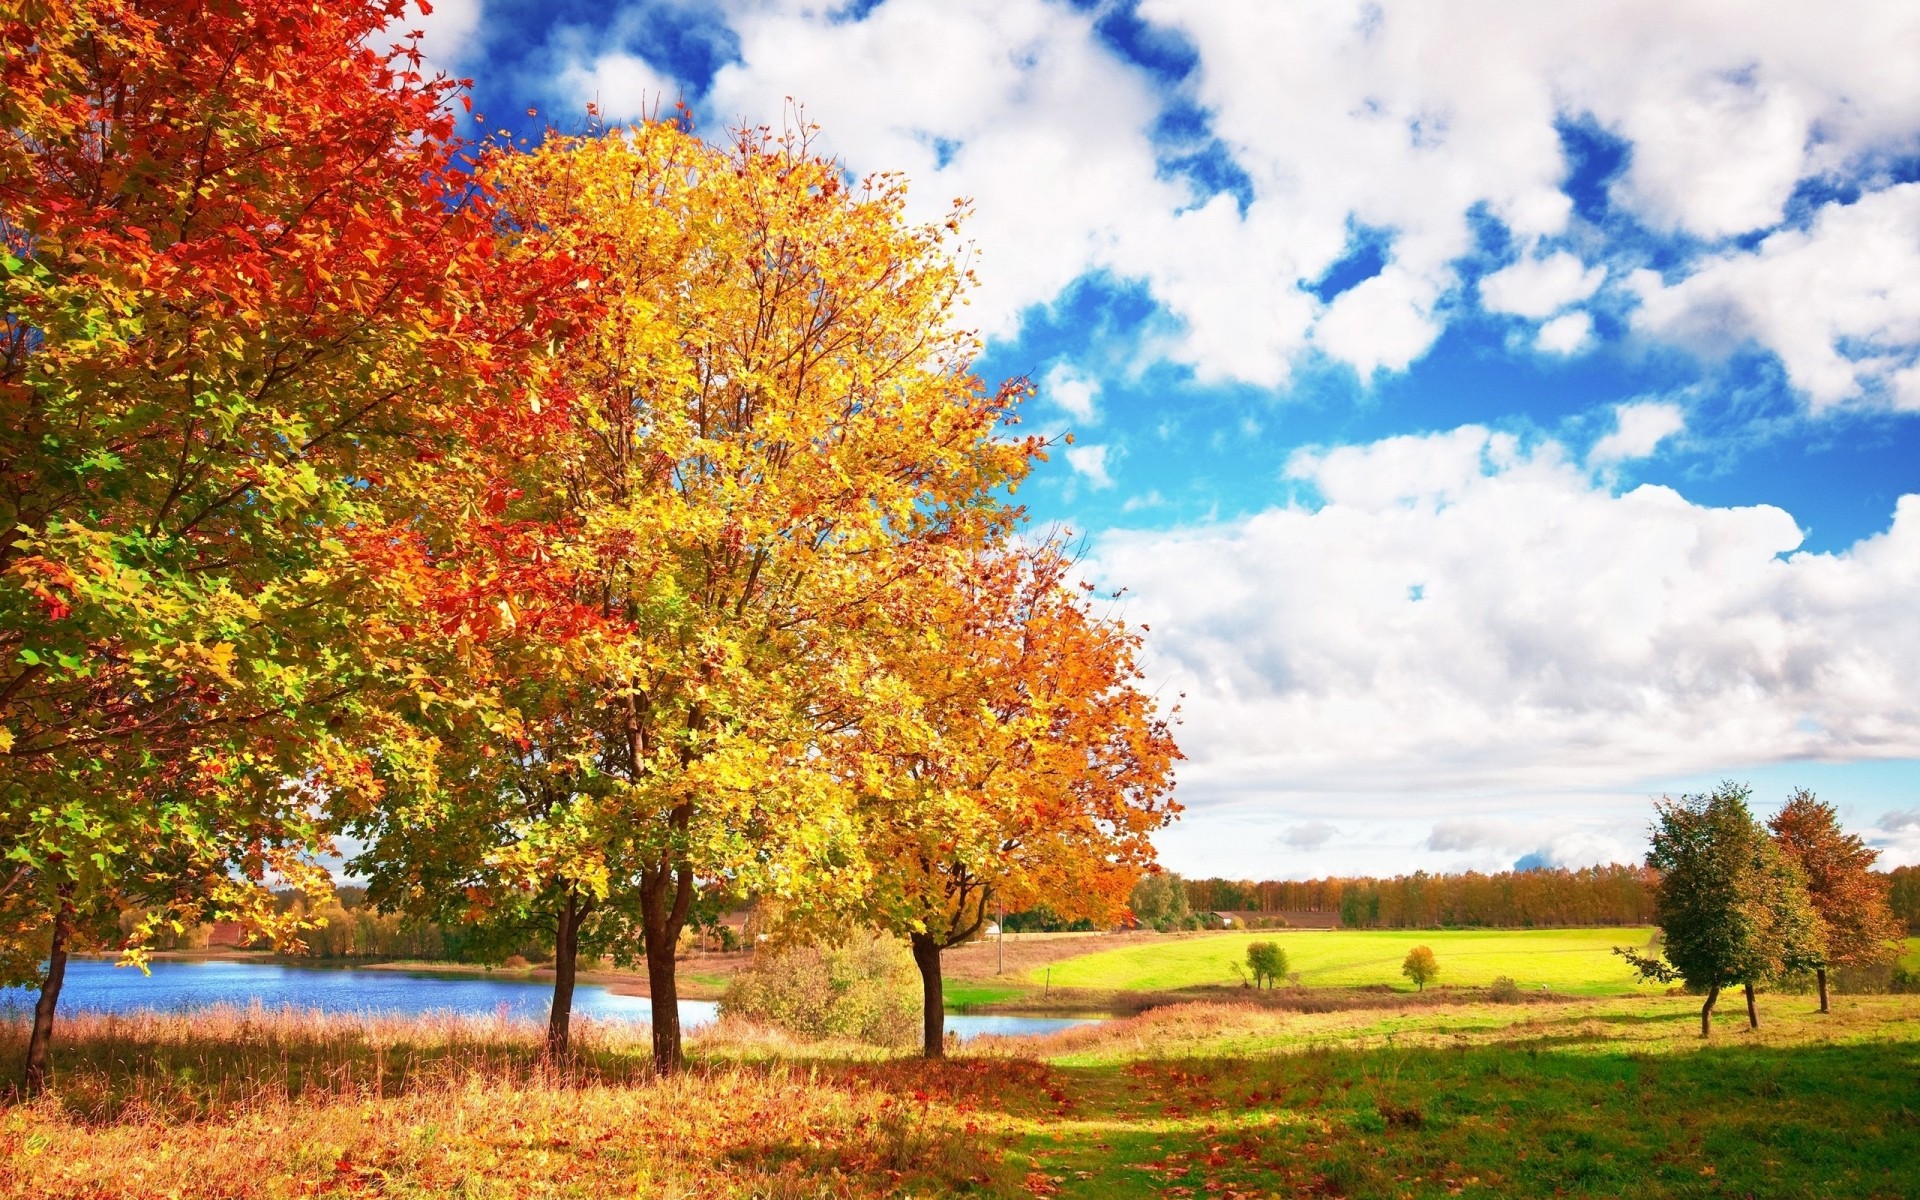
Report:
1,959,1095,1042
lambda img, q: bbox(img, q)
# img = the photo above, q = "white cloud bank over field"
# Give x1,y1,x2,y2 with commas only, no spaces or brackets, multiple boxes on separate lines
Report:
1091,425,1920,869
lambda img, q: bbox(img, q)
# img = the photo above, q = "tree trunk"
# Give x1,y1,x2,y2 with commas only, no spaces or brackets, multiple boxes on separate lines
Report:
1743,981,1759,1029
1700,982,1720,1038
1816,967,1829,1014
546,894,583,1061
24,883,74,1095
639,855,693,1074
910,931,946,1060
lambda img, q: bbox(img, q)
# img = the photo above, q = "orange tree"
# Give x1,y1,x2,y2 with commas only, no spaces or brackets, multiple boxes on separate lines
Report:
1768,789,1904,1012
0,0,541,1091
841,539,1181,1058
347,118,1032,1069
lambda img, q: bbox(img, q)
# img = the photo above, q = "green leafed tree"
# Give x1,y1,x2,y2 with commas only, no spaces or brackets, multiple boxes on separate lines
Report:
1616,783,1825,1036
1246,940,1287,989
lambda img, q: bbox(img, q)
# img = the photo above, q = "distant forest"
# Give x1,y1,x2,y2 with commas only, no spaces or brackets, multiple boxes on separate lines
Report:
1181,864,1920,932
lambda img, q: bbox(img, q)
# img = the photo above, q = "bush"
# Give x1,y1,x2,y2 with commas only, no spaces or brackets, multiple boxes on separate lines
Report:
1488,975,1522,1003
720,932,921,1047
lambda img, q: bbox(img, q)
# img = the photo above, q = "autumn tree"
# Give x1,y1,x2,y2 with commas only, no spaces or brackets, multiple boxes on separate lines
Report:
1401,945,1438,990
1617,784,1825,1036
1768,790,1904,1012
838,539,1181,1057
0,0,539,1091
349,118,1032,1069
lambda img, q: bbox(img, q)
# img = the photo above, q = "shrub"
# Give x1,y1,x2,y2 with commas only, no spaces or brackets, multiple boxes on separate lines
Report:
1488,975,1522,1003
501,955,532,971
720,932,920,1047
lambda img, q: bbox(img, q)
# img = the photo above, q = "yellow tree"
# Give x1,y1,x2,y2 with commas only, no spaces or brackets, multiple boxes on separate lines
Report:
850,539,1181,1058
349,118,1033,1069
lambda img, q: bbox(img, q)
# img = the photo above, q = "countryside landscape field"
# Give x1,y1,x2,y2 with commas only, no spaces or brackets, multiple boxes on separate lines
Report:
8,1,1920,1197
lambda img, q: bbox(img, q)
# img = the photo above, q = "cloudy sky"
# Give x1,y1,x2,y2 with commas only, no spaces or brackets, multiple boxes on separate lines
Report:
409,0,1920,878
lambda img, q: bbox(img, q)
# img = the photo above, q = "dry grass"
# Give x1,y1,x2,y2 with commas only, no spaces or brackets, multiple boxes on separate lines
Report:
0,1007,1027,1198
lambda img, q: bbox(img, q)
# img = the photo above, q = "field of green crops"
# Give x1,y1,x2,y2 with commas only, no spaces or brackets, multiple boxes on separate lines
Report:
1033,927,1673,995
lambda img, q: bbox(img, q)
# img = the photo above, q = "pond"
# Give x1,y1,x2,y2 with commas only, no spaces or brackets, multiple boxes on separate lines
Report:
1,959,1096,1042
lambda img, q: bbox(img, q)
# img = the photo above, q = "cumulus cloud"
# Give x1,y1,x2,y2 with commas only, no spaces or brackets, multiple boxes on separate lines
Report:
1064,443,1117,489
1481,252,1606,320
1590,401,1686,464
1426,820,1512,852
1092,425,1920,811
384,0,483,75
1535,311,1595,356
1631,182,1920,411
1043,364,1101,425
531,1,1920,404
1279,822,1339,850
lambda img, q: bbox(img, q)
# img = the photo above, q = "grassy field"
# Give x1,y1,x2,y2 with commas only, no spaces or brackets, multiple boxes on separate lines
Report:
1033,927,1671,996
5,992,1919,1198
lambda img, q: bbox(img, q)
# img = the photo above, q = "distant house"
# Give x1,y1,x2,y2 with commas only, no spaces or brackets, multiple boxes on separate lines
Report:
1203,911,1237,928
206,921,248,948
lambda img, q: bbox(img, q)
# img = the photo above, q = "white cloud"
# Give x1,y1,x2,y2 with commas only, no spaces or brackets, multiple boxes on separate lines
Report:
1064,443,1116,489
1589,400,1685,464
1631,182,1920,410
1481,252,1606,320
1042,364,1101,425
1535,311,1594,355
1277,822,1339,850
383,0,483,75
1093,425,1920,815
555,50,680,120
534,1,1920,402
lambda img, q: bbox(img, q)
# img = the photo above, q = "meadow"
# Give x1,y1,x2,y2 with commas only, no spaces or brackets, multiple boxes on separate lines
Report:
1029,927,1671,996
6,993,1920,1198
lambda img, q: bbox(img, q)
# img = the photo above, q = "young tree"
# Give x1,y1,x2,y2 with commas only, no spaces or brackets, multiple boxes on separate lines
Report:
1616,784,1825,1036
351,118,1032,1070
1401,945,1438,991
1246,941,1287,989
1129,871,1191,931
0,0,535,1091
1768,790,1904,1012
839,540,1181,1057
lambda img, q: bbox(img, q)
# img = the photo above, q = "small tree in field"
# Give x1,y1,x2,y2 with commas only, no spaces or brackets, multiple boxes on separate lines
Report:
1768,790,1904,1012
1247,941,1287,989
1616,783,1825,1036
1402,945,1438,990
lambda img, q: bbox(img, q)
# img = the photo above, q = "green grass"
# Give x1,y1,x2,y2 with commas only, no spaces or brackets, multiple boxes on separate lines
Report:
942,981,1027,1010
1005,996,1920,1199
1902,936,1919,971
1035,927,1667,995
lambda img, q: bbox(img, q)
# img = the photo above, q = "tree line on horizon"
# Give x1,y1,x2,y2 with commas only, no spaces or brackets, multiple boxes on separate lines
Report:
0,0,1180,1093
1169,857,1918,935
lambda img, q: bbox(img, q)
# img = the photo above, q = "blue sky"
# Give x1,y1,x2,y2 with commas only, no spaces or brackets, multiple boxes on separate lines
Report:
406,0,1920,877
